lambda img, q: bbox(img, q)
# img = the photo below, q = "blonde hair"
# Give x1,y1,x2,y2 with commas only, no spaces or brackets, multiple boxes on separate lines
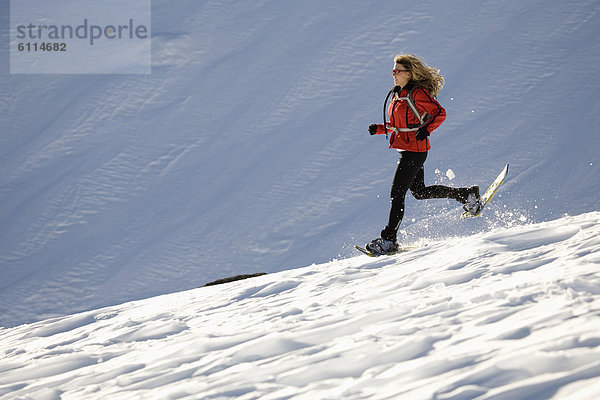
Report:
394,54,444,97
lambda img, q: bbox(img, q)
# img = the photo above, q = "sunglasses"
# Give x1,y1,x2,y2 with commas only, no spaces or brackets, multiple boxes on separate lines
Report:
393,69,410,74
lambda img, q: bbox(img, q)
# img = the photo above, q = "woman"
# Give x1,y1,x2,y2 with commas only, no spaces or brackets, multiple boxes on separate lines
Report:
365,54,480,256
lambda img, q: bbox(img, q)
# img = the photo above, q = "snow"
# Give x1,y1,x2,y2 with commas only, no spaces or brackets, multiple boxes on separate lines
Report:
1,212,599,399
1,0,600,328
1,0,600,397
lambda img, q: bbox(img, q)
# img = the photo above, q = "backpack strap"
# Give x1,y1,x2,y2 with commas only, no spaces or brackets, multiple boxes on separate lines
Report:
387,84,431,133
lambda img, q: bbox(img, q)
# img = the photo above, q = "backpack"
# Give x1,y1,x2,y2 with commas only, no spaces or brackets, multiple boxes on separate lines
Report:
382,84,430,138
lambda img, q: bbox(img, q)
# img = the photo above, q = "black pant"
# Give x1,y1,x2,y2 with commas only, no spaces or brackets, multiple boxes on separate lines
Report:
380,151,465,242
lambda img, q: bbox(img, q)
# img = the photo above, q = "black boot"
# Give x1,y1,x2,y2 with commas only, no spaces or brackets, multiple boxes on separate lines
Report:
457,185,480,205
366,237,399,256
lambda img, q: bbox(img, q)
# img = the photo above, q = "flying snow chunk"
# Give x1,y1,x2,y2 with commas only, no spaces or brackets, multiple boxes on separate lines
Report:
446,169,456,180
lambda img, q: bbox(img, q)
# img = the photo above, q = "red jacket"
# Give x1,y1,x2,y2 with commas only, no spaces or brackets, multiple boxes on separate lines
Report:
373,85,446,152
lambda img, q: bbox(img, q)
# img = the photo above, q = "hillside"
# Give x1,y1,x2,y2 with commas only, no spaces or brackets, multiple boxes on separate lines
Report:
1,212,599,399
1,0,600,327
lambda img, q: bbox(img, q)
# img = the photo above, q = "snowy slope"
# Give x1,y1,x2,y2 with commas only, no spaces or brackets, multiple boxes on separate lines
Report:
1,0,600,327
1,212,599,399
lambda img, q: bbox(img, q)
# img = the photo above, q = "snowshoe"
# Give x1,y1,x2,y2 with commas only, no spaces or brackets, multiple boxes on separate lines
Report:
364,237,399,256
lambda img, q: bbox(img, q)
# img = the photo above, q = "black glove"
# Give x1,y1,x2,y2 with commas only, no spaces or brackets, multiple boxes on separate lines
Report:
415,126,430,141
368,124,378,135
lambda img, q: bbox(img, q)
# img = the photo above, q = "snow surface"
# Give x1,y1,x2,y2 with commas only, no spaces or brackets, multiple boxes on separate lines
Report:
1,212,599,399
1,0,600,363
